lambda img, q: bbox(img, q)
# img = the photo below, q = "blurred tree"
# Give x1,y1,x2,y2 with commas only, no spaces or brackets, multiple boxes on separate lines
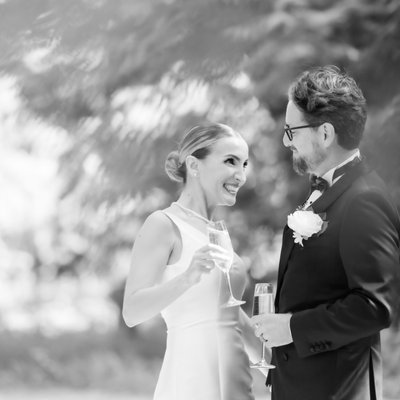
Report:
1,0,399,284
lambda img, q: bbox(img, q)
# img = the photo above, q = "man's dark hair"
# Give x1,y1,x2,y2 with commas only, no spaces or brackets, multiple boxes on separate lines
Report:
289,65,367,150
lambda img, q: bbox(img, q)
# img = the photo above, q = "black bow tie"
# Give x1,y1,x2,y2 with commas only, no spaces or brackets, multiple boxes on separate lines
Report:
332,157,361,181
310,157,361,193
310,175,329,192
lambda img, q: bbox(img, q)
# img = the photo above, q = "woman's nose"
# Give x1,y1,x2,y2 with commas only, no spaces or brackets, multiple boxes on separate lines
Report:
235,168,247,184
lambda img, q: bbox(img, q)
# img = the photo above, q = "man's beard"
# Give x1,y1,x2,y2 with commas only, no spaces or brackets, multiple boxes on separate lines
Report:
292,142,326,176
293,157,309,175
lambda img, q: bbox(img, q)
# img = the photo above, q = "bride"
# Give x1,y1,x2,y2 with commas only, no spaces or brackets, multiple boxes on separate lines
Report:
123,123,261,400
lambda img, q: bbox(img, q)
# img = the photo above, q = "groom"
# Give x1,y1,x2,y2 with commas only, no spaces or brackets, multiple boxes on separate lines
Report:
252,65,400,400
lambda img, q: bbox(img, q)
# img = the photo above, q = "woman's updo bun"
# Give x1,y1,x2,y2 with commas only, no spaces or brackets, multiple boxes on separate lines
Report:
165,150,186,183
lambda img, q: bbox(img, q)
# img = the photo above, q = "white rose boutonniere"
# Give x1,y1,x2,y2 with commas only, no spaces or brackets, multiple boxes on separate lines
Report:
287,210,328,247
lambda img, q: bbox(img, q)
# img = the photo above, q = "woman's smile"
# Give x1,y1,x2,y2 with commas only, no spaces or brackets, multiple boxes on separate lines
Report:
223,183,240,196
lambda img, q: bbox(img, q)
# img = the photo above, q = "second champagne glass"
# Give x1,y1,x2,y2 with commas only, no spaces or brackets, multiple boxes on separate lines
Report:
250,283,276,369
207,221,245,308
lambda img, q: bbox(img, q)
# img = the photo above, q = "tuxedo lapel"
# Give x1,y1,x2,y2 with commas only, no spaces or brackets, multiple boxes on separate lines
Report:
311,161,369,214
277,226,295,282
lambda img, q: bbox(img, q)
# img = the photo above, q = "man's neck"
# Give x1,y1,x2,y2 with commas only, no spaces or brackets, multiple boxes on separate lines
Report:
312,149,360,177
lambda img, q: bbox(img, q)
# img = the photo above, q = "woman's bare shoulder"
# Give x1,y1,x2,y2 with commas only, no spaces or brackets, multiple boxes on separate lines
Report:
140,209,175,238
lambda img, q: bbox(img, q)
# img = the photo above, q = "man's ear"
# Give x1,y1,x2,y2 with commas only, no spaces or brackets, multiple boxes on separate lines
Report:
320,122,336,148
185,155,199,178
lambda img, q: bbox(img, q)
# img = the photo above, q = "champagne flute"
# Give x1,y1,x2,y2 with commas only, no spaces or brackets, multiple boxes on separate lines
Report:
250,283,276,369
207,221,245,308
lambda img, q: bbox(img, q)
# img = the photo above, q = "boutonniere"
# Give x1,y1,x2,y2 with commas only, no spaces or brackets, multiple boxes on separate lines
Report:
287,210,328,247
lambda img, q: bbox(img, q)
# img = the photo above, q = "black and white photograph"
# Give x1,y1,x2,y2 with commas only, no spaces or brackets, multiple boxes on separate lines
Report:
1,1,400,399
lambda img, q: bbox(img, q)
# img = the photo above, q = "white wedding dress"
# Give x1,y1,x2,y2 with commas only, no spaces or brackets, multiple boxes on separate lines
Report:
153,210,254,400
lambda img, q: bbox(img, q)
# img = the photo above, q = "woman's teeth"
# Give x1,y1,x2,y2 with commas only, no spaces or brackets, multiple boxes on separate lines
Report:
224,184,238,195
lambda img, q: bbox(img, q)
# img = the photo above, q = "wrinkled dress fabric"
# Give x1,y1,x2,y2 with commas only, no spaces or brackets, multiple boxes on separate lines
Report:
153,211,254,400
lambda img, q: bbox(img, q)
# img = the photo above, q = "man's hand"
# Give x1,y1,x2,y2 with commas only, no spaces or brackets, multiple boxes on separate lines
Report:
251,313,293,347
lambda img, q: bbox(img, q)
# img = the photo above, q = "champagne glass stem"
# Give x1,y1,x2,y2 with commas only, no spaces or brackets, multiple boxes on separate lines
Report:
222,270,245,307
225,271,235,299
261,342,266,362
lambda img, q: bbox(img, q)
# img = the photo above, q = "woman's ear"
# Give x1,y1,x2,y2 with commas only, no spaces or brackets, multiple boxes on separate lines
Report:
320,122,336,148
185,155,199,178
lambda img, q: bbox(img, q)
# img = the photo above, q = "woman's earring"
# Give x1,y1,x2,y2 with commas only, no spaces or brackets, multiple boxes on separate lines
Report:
193,172,198,177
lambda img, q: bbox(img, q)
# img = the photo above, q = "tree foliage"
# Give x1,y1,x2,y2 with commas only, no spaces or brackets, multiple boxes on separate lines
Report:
1,0,400,280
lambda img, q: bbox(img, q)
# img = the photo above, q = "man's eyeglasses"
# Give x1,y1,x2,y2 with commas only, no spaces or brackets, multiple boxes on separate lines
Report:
284,124,315,141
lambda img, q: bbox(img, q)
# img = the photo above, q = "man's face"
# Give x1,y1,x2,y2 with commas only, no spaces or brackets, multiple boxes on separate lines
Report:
283,100,326,175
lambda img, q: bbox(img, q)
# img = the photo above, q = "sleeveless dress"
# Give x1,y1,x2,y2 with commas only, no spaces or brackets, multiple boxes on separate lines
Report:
153,210,254,400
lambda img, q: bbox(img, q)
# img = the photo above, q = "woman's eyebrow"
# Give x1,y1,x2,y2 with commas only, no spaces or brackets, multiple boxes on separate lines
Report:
224,154,240,160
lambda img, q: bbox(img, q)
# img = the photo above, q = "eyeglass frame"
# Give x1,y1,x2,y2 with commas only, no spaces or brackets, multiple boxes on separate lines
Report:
284,124,320,141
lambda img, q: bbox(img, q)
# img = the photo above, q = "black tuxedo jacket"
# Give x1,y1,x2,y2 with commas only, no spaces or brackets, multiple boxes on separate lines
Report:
270,161,400,400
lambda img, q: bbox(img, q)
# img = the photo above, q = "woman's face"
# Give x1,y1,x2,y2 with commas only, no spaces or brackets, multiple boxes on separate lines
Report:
196,135,249,207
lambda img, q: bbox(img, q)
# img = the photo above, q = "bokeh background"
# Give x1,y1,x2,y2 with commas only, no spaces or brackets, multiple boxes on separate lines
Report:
1,0,400,399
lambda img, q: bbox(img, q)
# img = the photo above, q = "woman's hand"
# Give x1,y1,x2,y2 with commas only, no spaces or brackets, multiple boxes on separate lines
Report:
183,244,230,285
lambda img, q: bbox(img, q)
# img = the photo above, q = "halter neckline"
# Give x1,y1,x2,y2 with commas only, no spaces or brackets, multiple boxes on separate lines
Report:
172,202,213,224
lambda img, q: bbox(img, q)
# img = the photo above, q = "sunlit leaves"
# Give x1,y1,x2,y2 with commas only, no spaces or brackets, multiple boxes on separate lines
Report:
2,0,400,282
